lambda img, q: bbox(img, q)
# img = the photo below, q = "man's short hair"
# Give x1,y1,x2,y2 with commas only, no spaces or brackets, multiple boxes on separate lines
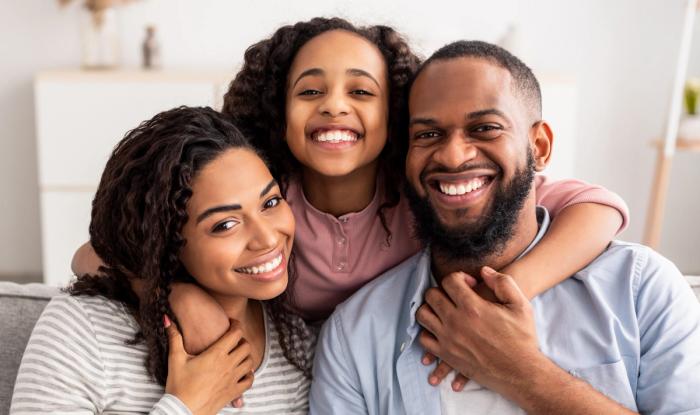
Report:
413,40,542,119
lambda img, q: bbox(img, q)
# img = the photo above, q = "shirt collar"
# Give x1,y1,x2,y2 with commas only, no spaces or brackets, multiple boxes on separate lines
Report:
406,206,551,338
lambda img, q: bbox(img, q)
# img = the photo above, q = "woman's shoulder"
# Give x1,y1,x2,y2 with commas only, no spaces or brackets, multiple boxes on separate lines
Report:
42,294,138,337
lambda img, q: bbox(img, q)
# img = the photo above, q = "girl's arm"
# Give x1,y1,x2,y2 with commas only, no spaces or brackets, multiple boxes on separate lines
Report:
502,175,629,299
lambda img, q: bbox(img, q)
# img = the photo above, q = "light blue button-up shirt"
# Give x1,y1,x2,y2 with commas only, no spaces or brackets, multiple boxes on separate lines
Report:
310,208,700,414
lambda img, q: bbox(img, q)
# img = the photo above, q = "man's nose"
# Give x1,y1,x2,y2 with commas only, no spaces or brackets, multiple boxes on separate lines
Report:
432,130,478,169
318,89,350,117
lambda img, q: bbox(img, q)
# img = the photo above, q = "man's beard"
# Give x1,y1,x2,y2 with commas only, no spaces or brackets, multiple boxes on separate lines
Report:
405,152,536,262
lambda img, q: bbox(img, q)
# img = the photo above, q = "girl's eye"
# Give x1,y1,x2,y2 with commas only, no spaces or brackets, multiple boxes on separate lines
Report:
351,89,373,96
264,196,282,209
299,89,322,96
212,220,237,233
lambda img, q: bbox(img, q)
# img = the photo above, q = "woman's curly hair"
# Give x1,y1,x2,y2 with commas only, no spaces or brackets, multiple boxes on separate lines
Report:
68,106,313,384
222,17,420,243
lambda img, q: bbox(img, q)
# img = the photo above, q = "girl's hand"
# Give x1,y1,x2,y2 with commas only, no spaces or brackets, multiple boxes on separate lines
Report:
420,276,498,391
164,316,254,415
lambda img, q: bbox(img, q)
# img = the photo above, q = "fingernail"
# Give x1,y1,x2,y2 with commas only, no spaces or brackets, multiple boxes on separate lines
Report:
429,376,438,385
482,266,496,275
233,398,243,408
452,381,462,391
163,314,171,328
422,356,430,365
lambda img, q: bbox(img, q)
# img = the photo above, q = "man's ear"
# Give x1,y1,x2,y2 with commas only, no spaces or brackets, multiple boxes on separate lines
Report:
530,121,553,171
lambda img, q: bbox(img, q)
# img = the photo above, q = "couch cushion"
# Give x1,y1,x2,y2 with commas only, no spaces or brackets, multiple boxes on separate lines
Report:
0,282,60,414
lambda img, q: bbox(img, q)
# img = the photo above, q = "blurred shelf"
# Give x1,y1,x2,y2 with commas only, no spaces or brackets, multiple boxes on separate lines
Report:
651,138,700,152
35,68,233,84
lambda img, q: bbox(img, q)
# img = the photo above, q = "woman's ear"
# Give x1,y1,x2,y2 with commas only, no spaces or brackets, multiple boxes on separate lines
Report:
530,121,554,172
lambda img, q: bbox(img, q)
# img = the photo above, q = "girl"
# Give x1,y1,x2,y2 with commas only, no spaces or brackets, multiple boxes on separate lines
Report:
14,107,312,414
73,18,628,391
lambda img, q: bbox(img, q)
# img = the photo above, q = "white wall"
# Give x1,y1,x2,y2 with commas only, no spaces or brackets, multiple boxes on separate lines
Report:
1,0,698,279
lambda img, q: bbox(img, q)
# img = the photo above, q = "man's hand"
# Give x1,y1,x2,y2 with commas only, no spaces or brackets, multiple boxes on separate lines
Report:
416,266,542,397
164,316,254,415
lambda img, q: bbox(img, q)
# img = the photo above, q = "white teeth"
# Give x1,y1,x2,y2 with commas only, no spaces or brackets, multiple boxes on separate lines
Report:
236,254,283,275
314,130,358,143
438,178,486,196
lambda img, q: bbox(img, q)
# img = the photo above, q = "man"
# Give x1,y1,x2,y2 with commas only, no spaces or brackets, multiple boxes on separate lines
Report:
309,41,700,414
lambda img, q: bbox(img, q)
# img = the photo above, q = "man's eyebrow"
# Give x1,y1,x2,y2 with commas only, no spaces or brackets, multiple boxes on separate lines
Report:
292,68,323,88
260,179,278,198
196,204,241,224
466,108,507,120
347,68,380,88
409,117,438,127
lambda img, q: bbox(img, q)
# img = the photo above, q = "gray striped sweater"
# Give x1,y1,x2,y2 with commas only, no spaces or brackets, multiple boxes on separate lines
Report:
10,295,310,414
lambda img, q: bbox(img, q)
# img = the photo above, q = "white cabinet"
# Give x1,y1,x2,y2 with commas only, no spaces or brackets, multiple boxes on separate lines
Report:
34,70,233,286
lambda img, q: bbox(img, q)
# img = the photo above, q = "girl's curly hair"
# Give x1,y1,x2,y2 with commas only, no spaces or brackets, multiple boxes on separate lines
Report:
222,17,420,243
68,106,313,384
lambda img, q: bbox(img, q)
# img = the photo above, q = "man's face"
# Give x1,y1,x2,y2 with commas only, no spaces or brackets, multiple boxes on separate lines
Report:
406,57,539,258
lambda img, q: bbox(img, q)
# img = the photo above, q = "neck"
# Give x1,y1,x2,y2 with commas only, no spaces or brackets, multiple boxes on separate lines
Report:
300,161,379,217
432,199,540,283
209,294,261,331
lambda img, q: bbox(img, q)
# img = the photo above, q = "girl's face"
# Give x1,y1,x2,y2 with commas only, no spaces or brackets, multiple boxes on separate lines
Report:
179,148,295,302
285,30,389,178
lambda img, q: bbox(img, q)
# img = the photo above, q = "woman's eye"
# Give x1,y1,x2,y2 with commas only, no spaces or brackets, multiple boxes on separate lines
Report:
264,196,282,209
212,220,237,233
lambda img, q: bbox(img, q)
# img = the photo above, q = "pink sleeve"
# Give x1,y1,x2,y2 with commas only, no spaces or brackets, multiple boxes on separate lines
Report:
534,175,629,233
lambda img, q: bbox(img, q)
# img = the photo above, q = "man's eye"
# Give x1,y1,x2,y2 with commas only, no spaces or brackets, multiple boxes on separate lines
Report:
415,131,441,139
212,220,237,233
473,125,501,133
299,89,322,96
264,196,282,209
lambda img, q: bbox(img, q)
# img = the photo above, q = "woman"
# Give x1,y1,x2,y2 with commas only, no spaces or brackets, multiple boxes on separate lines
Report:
11,107,312,414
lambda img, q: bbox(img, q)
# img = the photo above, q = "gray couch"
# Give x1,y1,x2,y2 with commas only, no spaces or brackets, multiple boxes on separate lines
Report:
2,279,700,415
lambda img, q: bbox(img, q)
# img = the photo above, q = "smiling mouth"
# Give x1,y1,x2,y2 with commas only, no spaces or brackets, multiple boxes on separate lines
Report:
310,129,360,143
436,176,490,196
234,252,284,275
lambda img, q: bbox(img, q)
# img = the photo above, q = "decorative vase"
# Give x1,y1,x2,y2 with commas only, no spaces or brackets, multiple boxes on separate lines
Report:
678,115,700,140
79,6,120,69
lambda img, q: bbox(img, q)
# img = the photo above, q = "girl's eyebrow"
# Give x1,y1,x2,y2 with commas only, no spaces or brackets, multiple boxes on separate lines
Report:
346,68,380,87
292,68,323,87
292,68,380,88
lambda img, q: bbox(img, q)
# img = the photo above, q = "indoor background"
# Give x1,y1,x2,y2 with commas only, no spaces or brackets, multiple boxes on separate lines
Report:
1,0,698,284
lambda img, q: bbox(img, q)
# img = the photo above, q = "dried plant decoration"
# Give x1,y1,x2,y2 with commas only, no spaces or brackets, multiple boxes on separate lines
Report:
58,0,138,27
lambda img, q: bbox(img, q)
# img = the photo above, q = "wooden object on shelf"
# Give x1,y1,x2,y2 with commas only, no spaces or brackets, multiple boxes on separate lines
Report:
643,0,698,249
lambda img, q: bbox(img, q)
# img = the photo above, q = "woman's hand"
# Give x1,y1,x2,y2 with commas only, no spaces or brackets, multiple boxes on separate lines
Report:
164,316,254,415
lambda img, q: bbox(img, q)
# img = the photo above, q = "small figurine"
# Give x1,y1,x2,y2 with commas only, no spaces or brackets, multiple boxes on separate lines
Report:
142,25,161,69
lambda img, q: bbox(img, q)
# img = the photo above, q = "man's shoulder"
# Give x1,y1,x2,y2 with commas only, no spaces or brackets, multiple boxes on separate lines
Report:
577,240,680,282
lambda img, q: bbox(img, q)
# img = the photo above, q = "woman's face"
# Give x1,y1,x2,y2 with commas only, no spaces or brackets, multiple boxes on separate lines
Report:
285,29,389,178
179,148,295,301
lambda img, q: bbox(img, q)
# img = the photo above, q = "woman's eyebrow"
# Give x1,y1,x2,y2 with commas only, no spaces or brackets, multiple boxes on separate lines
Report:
292,68,323,87
347,68,380,88
260,179,278,198
196,204,241,224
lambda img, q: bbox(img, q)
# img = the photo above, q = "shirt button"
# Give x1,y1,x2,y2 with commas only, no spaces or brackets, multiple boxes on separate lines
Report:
337,237,346,246
340,217,349,223
336,262,346,271
400,342,406,352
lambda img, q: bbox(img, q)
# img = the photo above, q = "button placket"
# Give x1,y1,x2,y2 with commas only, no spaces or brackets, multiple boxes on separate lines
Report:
333,219,350,273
